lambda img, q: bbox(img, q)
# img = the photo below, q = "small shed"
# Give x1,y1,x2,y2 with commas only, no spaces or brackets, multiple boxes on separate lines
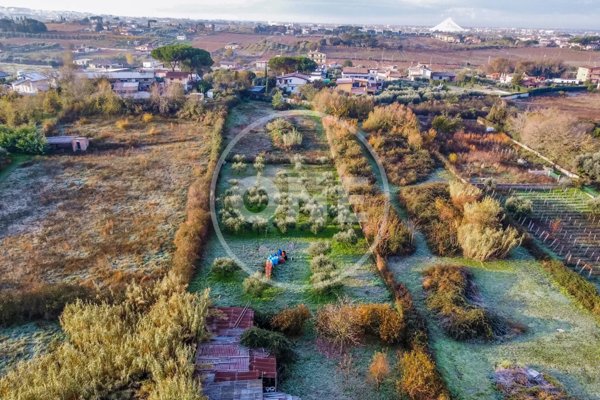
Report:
46,136,90,152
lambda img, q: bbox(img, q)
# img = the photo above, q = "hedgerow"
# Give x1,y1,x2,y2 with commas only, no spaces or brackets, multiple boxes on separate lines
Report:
423,265,495,341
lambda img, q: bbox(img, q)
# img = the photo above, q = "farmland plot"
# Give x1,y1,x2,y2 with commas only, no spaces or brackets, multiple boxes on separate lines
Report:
503,188,600,279
190,110,400,400
0,117,213,292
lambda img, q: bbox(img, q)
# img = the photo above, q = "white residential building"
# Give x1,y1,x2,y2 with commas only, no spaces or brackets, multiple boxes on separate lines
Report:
407,63,432,80
11,72,50,94
276,72,311,94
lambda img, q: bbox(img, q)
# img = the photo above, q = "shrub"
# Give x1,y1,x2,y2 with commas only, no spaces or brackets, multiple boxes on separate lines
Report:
307,241,331,257
243,272,270,298
363,103,422,148
253,154,265,173
271,304,311,336
355,303,405,344
423,265,495,340
115,118,132,130
231,154,247,174
249,216,269,233
171,110,225,282
280,128,303,149
448,180,482,209
266,118,302,150
41,118,58,135
333,228,358,245
272,90,287,110
0,124,46,154
576,151,600,183
587,197,600,216
315,301,406,349
243,185,269,212
273,193,296,233
368,352,390,391
505,196,533,217
315,302,362,351
458,197,521,261
458,224,521,262
398,346,449,400
240,327,296,364
312,90,374,120
462,197,502,227
310,254,337,274
211,257,239,279
142,113,154,123
400,184,460,256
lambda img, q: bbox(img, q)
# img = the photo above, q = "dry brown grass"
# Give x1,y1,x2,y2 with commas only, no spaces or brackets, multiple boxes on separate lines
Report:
515,93,600,123
0,117,213,293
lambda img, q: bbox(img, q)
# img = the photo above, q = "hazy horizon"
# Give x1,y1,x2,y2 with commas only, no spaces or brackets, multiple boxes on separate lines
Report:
1,0,600,31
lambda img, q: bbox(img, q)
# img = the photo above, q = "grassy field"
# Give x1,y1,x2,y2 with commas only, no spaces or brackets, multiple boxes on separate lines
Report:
0,117,212,292
387,177,600,399
189,107,402,399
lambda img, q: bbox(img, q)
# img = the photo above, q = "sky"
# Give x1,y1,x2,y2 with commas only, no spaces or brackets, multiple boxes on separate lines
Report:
2,0,600,30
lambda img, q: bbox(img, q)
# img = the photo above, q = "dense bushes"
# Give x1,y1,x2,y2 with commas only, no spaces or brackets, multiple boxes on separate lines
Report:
398,346,449,400
240,327,296,365
211,257,239,279
504,196,533,217
423,265,495,341
0,124,46,154
402,182,521,261
363,104,435,185
266,118,302,150
323,116,414,256
0,274,211,400
458,197,521,261
576,151,600,183
401,183,460,256
315,301,406,350
312,90,374,120
172,109,226,282
243,272,271,297
271,304,311,336
0,284,94,327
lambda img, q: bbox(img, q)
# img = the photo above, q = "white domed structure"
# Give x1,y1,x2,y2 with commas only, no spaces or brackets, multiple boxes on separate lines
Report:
430,18,467,33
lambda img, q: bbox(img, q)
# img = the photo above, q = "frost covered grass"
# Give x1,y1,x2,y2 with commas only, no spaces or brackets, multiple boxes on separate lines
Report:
0,117,214,293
